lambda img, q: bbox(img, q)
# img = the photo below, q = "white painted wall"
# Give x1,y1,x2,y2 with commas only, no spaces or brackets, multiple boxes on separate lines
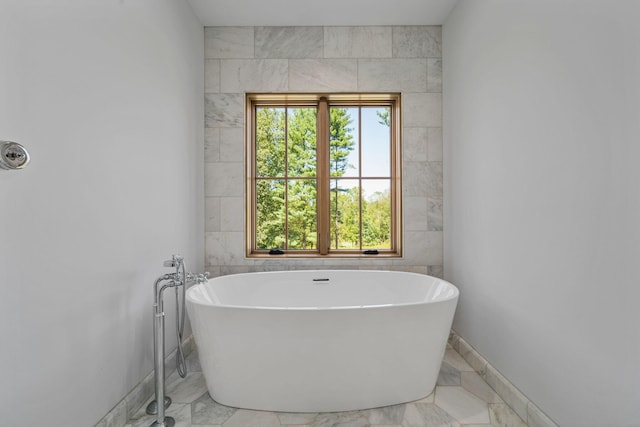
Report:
0,1,203,426
443,1,640,426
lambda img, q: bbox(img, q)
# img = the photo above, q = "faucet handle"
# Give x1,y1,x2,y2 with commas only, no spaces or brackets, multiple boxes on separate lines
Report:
191,272,209,284
183,273,205,285
163,254,184,268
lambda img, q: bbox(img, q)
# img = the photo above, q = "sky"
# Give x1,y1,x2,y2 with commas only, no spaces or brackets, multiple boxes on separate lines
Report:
337,106,391,198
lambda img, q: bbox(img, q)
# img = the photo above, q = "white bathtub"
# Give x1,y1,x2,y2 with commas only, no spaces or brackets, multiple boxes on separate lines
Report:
186,270,459,412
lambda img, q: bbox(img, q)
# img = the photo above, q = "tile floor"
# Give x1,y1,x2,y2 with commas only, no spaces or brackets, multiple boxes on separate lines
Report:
125,345,527,427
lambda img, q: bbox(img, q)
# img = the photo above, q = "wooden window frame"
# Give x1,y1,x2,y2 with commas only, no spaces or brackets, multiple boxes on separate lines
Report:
246,93,402,258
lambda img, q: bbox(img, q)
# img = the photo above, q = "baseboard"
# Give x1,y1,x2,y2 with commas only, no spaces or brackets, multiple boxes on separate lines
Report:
94,335,195,427
449,330,558,427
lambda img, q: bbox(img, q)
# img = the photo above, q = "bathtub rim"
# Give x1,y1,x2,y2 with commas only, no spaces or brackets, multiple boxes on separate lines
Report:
186,269,459,311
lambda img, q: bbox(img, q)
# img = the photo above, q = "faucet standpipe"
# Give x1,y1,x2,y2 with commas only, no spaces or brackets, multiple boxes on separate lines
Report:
148,255,208,427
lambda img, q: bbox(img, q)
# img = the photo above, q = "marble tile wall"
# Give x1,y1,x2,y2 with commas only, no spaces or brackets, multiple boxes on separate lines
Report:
204,26,443,276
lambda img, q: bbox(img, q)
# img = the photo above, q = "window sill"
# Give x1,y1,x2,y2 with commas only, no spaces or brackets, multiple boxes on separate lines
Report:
247,251,402,259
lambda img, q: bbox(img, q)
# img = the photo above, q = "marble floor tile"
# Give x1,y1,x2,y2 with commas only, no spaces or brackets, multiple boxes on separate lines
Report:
166,372,209,404
126,403,191,427
403,403,460,427
191,392,237,425
488,403,527,427
362,404,405,424
185,350,202,372
310,411,370,427
411,392,435,404
434,387,491,425
443,348,475,372
222,409,281,427
437,361,462,386
461,372,503,404
277,412,318,425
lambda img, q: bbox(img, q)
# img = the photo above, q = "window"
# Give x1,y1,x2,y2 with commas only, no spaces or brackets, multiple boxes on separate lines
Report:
246,93,402,257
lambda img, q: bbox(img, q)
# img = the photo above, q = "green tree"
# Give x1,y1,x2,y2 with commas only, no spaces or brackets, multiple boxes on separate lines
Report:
329,108,355,177
285,108,318,248
328,108,357,247
330,184,360,249
287,108,317,177
256,179,285,249
287,180,317,249
256,107,285,177
258,106,398,251
362,188,391,248
376,108,390,127
255,107,286,249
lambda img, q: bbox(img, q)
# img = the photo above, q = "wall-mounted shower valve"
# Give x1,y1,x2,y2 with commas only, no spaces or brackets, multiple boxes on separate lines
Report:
0,141,31,170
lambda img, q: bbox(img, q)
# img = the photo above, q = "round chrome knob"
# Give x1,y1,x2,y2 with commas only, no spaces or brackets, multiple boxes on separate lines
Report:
0,141,31,170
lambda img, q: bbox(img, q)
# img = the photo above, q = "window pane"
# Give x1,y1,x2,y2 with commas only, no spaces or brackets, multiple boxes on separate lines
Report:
287,108,317,178
362,180,391,249
361,107,390,177
256,107,286,177
287,180,317,250
329,179,360,250
256,179,285,249
330,107,358,177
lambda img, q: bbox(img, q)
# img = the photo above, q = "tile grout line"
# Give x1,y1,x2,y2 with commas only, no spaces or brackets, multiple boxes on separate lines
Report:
448,330,558,427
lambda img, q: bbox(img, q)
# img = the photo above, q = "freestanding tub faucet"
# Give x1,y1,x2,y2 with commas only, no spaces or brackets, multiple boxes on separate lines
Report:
147,255,207,427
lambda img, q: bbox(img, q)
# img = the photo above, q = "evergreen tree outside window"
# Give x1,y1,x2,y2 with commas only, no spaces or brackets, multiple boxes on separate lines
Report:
246,93,402,257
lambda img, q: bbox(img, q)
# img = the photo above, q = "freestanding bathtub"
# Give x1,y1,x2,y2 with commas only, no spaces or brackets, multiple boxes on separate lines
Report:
186,270,459,412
